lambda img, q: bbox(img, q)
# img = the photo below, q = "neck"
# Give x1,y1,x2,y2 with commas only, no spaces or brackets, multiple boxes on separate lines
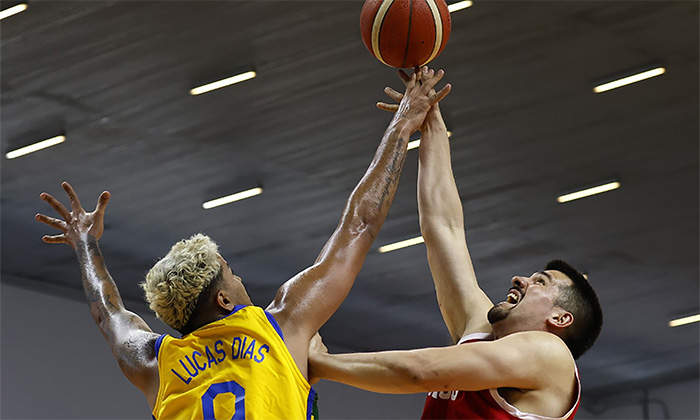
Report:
180,290,254,335
180,306,234,335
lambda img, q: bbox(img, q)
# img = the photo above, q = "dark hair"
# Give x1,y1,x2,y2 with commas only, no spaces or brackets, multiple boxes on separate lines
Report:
546,259,603,359
179,266,224,334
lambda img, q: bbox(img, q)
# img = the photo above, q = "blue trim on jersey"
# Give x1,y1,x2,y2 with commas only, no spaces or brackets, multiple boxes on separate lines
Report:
179,305,282,340
264,311,284,340
307,386,317,420
154,334,167,359
209,304,248,326
178,305,255,339
230,304,247,315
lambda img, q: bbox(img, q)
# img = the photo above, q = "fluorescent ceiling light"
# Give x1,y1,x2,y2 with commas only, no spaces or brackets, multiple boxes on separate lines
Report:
407,131,452,150
0,3,27,20
407,139,421,150
593,67,666,93
378,236,425,253
557,181,620,203
5,135,65,159
190,71,257,95
202,187,262,209
448,1,473,13
669,314,700,328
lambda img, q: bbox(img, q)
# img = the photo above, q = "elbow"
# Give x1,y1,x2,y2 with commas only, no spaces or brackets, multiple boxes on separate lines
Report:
418,219,437,240
417,221,443,244
361,217,382,241
418,211,438,232
342,181,393,240
419,218,463,241
89,304,107,329
410,370,445,393
344,206,383,242
89,304,118,341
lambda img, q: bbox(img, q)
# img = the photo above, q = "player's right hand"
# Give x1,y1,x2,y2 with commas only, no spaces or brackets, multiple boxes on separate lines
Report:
36,181,110,248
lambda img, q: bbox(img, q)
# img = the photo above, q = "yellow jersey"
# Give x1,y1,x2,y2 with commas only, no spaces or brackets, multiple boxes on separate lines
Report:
152,305,316,420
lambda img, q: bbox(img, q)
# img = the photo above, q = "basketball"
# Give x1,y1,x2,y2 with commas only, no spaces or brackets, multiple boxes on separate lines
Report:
360,0,451,68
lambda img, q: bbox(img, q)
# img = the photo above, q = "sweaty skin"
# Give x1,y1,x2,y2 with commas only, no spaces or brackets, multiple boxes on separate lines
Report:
309,71,578,419
35,66,452,412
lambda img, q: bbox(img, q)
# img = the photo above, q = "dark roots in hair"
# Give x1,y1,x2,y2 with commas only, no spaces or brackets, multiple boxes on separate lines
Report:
179,266,224,334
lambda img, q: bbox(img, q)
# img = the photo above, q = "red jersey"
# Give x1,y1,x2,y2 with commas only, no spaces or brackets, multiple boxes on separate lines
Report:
421,333,580,420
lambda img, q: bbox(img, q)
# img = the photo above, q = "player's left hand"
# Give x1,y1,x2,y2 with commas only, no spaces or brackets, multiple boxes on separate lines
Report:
35,181,111,248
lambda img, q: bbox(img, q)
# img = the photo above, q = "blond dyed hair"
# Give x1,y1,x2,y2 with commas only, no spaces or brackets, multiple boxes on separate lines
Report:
141,233,221,331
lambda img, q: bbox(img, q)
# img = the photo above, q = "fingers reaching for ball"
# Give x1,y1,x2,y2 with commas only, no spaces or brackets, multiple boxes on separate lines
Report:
430,81,452,106
379,66,451,114
383,66,450,134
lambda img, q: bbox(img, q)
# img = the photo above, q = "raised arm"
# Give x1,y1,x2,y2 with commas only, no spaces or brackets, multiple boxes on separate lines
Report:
268,68,451,351
36,182,160,407
417,104,493,341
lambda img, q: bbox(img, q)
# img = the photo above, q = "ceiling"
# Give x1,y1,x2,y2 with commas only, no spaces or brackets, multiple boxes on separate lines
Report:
1,0,698,402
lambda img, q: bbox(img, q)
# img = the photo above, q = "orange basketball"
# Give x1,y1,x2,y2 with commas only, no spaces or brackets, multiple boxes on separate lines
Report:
360,0,451,68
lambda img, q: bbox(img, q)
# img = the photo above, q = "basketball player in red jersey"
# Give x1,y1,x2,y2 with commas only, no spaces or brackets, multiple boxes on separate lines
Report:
35,67,451,418
309,71,603,420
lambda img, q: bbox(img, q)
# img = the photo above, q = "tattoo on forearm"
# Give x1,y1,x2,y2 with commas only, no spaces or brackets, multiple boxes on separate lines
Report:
375,141,407,211
78,236,125,318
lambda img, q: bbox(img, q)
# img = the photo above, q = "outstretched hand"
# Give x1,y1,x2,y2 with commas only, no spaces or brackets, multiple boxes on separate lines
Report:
380,66,451,134
35,181,110,248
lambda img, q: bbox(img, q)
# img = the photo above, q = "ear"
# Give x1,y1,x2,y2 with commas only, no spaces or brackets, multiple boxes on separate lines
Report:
216,289,235,311
548,310,574,329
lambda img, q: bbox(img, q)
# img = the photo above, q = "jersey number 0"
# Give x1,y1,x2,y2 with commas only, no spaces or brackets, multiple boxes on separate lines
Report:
201,380,245,420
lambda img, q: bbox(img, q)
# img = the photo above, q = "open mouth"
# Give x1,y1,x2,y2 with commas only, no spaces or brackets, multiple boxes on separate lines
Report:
506,289,521,304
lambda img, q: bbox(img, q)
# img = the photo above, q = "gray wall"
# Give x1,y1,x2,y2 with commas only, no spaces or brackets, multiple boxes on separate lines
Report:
1,281,697,419
577,379,700,420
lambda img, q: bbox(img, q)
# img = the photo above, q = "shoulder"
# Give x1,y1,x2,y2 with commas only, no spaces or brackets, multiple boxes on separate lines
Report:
458,332,576,378
498,331,573,359
265,295,297,335
116,330,160,405
499,332,576,384
458,331,571,361
404,332,574,392
124,328,161,359
514,331,572,353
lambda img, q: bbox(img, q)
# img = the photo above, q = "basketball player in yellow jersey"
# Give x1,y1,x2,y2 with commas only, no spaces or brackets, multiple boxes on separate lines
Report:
35,67,452,419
